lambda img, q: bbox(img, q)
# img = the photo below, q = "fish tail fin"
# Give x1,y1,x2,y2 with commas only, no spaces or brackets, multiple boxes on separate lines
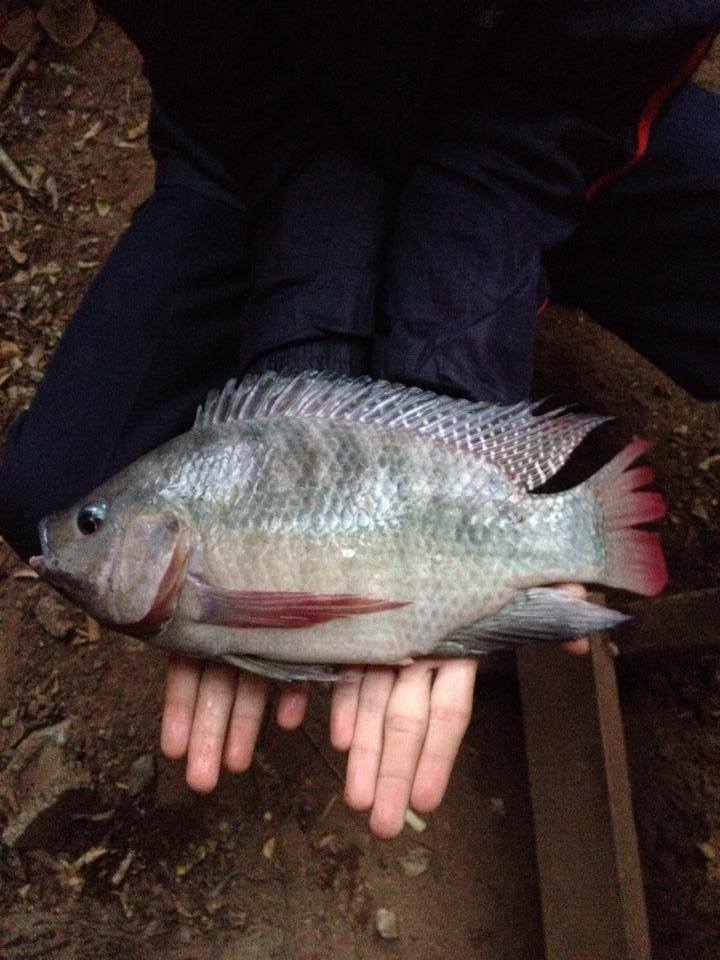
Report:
586,438,667,597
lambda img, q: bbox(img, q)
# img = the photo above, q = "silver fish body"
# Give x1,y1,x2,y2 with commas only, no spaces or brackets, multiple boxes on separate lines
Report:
32,371,667,680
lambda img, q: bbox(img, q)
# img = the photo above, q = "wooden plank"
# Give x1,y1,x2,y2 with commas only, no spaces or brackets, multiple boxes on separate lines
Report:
477,589,720,682
619,587,720,654
517,633,651,960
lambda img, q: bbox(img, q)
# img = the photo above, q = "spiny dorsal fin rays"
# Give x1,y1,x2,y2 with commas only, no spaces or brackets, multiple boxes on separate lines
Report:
194,370,609,491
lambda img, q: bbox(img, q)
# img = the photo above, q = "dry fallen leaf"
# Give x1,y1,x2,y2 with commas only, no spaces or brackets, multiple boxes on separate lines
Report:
111,849,135,887
72,119,103,150
126,119,148,141
376,908,400,940
82,119,102,141
48,62,79,78
45,175,59,211
404,808,427,832
262,836,277,859
71,846,109,871
33,261,62,279
94,198,111,218
0,340,20,358
119,884,134,919
24,161,45,191
112,136,140,150
0,355,23,387
26,344,44,367
398,846,431,877
7,241,27,265
175,845,207,877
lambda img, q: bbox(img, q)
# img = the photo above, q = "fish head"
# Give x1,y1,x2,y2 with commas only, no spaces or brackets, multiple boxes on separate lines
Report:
30,486,190,638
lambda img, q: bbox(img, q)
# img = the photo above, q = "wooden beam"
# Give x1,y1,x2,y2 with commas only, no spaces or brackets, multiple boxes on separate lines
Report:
475,589,720,682
619,587,720,654
517,634,651,960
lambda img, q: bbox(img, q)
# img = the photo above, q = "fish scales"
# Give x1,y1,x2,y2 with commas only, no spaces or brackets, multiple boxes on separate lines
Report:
179,421,524,662
30,371,667,681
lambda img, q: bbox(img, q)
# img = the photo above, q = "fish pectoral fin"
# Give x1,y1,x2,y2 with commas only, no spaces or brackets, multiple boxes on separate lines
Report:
220,653,344,683
436,587,630,654
188,575,409,628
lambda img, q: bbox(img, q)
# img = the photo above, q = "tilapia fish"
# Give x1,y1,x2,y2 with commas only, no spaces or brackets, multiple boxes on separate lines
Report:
31,371,667,681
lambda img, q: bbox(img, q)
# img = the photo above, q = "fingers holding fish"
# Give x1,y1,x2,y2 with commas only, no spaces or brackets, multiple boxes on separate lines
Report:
344,668,398,812
161,656,202,760
563,637,590,655
556,583,589,655
368,663,434,838
162,660,304,786
329,667,365,751
185,662,240,792
222,671,270,773
275,681,310,730
410,658,477,814
554,583,621,655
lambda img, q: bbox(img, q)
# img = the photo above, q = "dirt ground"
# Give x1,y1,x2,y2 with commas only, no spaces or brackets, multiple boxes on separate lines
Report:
1,14,719,960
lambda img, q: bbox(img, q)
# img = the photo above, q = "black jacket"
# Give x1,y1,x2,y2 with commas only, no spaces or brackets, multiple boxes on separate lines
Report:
99,1,720,401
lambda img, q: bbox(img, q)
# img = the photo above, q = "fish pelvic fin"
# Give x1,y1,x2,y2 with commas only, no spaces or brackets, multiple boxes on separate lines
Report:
220,654,346,683
435,588,629,654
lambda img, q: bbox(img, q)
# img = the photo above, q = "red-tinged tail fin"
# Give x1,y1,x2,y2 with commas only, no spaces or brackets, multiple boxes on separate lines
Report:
591,438,668,596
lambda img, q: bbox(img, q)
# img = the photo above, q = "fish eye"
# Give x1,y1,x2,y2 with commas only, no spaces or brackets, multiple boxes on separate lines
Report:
77,502,108,535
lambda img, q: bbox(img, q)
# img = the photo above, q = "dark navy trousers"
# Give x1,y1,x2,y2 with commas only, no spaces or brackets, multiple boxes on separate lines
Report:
1,79,718,562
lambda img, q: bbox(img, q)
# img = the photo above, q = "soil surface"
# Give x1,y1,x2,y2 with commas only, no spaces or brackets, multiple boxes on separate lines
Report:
1,14,719,960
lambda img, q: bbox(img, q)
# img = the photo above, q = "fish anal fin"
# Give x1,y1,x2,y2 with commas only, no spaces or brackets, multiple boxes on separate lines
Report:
436,587,629,654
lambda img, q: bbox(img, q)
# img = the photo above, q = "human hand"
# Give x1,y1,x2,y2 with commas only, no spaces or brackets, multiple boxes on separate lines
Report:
160,657,308,792
159,651,477,840
159,652,477,842
327,583,591,838
329,657,478,838
160,654,478,840
159,582,590,834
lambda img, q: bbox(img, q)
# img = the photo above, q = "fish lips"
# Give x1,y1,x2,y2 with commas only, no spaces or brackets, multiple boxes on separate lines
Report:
29,516,92,604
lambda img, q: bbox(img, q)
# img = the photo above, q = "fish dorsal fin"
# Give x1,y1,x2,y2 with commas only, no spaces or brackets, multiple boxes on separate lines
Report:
194,371,608,490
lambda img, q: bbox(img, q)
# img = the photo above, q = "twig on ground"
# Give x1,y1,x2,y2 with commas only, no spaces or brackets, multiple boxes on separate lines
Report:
300,725,345,785
0,141,33,191
0,31,43,109
0,28,44,192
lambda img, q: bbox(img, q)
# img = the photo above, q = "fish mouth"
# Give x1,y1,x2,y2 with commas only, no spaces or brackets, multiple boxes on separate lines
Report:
29,516,53,577
29,517,86,603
